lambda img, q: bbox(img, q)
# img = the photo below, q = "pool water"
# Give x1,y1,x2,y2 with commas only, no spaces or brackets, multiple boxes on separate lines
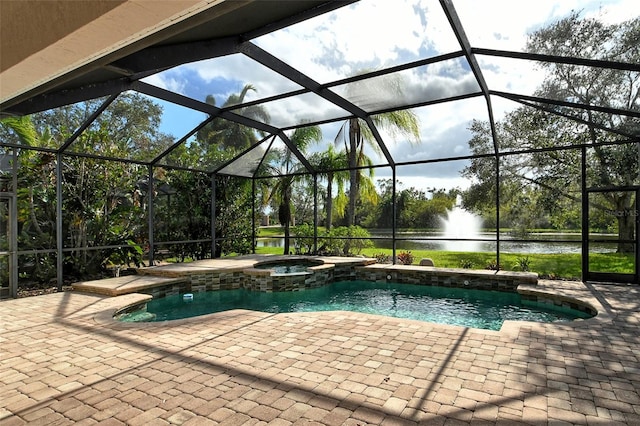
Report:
117,281,594,330
255,261,316,274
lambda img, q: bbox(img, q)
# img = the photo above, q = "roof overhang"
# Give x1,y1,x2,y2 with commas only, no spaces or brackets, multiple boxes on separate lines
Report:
0,0,345,117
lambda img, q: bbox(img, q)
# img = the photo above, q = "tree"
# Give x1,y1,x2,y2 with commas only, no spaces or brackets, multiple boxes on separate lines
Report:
262,126,322,254
366,179,455,230
527,13,639,252
464,13,639,252
334,73,421,229
336,110,420,228
197,84,270,153
0,94,159,281
195,85,271,256
309,144,349,230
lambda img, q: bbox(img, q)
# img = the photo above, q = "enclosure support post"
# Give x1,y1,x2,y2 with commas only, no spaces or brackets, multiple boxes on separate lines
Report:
495,155,500,269
56,153,63,291
9,150,18,297
581,146,588,281
392,166,397,264
147,165,154,266
313,174,318,254
252,178,256,254
211,175,217,258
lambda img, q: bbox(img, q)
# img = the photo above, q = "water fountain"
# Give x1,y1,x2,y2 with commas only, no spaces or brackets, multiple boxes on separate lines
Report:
441,196,483,252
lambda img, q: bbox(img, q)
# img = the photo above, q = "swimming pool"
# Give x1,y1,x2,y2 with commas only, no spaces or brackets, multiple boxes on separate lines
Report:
115,281,594,330
254,259,321,274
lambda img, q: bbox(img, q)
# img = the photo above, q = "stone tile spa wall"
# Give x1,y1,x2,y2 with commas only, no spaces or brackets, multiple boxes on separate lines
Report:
355,264,538,291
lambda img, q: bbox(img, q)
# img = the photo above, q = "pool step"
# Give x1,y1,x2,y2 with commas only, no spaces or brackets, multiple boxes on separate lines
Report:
72,275,187,296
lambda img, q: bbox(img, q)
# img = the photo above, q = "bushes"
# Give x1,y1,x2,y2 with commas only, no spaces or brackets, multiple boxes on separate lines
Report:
374,252,392,263
292,223,315,254
292,225,373,256
459,258,474,269
514,256,531,272
396,251,414,265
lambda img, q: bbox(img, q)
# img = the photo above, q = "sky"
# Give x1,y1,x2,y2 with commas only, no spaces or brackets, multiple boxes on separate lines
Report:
141,0,638,193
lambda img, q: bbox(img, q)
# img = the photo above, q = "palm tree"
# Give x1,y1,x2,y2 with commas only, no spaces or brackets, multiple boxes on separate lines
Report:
336,110,420,227
263,126,322,254
195,85,270,256
0,116,54,239
197,84,270,152
309,144,349,230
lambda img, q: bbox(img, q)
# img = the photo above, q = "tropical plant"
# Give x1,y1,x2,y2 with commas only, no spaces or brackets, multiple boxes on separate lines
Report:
1,97,155,282
396,251,414,265
335,98,420,229
459,258,474,269
262,126,322,254
514,256,531,272
485,259,502,271
309,144,349,230
1,117,58,283
195,85,271,256
197,84,270,152
374,252,392,264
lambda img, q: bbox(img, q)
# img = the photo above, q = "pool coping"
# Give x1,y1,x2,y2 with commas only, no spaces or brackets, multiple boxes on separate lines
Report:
75,255,537,296
96,279,608,335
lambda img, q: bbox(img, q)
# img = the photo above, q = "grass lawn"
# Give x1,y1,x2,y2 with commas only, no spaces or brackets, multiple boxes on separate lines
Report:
255,249,634,281
359,249,585,280
257,227,286,237
255,226,635,279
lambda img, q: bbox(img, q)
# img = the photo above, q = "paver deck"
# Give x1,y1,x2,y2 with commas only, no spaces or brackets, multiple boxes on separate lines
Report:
72,275,187,297
1,279,639,425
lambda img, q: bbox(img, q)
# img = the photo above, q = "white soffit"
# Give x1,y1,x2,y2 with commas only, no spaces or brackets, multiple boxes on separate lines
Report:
0,0,233,104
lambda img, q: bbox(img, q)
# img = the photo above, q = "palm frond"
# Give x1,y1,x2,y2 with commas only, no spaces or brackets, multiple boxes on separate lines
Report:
1,116,39,146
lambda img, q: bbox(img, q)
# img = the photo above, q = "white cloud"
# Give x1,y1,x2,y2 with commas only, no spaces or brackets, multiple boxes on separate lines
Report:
253,0,460,82
147,0,634,168
142,73,186,95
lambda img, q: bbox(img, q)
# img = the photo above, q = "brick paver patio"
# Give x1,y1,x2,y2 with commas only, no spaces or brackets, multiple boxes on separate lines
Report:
1,280,639,425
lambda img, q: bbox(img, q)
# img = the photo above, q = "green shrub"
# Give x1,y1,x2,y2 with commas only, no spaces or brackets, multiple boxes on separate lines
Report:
374,253,392,264
319,227,347,255
319,226,373,256
514,256,531,272
459,258,474,269
292,223,315,254
346,226,373,255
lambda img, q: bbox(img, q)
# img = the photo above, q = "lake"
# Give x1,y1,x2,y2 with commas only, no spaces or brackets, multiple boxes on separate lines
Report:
257,230,619,254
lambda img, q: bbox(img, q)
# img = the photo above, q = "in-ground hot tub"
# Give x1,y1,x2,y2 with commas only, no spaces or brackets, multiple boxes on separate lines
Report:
243,257,334,291
254,258,323,274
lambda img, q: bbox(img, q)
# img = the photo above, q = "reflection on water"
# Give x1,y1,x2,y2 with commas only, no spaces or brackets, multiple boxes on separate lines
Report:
257,231,619,253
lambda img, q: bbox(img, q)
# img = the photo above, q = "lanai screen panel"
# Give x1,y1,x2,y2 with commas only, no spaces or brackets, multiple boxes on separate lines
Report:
381,96,491,164
1,97,109,151
253,0,462,84
330,57,480,113
65,91,206,162
229,92,351,129
141,53,304,108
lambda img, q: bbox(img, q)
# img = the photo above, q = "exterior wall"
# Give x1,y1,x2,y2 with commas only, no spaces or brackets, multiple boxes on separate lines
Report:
144,282,190,299
332,263,359,282
355,265,538,292
140,262,538,297
191,271,246,292
519,290,597,316
243,264,334,292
